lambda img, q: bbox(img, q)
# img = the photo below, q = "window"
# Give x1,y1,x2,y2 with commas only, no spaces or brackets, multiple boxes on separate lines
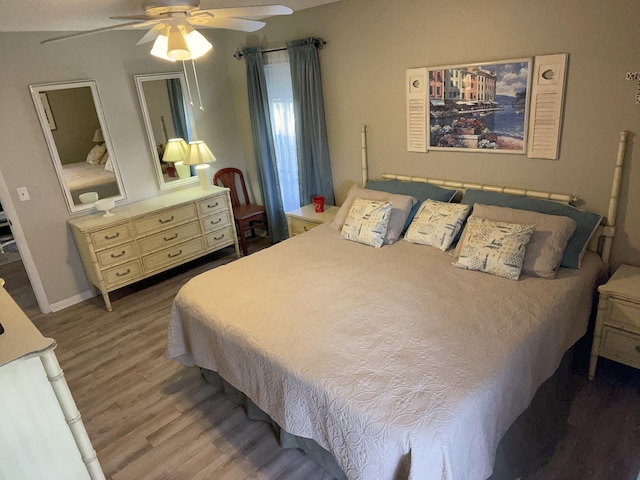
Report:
263,51,300,212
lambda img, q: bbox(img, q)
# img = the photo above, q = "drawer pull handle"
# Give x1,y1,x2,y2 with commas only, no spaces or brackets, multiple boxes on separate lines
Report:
158,215,175,224
635,345,640,354
168,249,183,258
210,218,222,225
214,234,225,240
115,268,131,277
111,250,126,258
304,226,309,231
163,233,178,241
207,202,219,209
104,232,120,240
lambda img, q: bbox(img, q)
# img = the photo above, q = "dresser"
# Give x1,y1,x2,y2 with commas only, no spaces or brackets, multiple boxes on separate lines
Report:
0,279,104,480
286,204,340,237
589,264,640,379
68,186,239,311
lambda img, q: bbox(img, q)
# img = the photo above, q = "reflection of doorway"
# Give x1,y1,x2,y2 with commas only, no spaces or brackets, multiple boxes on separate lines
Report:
0,169,51,314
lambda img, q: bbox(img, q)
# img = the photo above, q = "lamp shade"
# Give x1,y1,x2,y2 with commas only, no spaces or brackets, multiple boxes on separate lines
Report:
184,141,216,165
162,138,188,163
167,26,190,61
92,128,104,143
150,26,213,62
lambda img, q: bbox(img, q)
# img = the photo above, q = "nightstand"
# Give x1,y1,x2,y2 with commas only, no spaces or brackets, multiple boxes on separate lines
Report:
589,264,640,380
286,204,340,237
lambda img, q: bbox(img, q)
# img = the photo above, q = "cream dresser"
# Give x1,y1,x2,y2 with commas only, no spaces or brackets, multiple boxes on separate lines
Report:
68,186,239,311
589,264,640,379
286,204,340,237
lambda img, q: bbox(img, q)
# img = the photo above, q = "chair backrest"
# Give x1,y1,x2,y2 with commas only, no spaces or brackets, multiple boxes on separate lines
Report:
213,168,251,208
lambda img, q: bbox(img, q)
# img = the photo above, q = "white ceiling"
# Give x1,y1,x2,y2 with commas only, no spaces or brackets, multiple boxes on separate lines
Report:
0,0,338,32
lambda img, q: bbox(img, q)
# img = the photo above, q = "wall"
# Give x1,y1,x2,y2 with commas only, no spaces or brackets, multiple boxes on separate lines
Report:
223,0,639,269
0,30,246,308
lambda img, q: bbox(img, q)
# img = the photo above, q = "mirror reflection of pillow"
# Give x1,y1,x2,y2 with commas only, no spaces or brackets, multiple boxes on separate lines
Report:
86,144,107,165
103,153,114,173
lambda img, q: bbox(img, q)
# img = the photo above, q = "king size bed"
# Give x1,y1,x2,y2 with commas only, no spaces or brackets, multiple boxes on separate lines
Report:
166,131,628,479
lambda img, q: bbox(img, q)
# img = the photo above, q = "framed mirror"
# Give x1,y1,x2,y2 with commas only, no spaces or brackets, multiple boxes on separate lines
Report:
29,80,126,215
135,72,199,191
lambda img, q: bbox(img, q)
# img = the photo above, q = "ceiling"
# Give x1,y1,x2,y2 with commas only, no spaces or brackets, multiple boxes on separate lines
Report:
0,0,339,32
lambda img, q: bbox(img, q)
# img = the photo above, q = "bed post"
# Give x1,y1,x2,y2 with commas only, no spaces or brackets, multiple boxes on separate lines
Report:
361,124,368,187
601,131,628,272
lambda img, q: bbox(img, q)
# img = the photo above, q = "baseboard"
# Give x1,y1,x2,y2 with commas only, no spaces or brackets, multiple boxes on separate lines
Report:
50,290,94,312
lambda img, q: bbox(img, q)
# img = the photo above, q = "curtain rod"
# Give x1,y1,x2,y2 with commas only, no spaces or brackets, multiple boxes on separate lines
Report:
233,38,326,60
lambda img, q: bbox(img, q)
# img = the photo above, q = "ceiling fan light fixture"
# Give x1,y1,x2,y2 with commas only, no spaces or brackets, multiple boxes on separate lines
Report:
167,26,191,60
150,33,175,62
184,30,213,59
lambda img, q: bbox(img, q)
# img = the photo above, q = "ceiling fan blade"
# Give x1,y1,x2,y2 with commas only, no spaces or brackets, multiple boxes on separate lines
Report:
187,16,265,32
193,5,293,18
135,24,167,45
41,21,144,44
110,14,163,22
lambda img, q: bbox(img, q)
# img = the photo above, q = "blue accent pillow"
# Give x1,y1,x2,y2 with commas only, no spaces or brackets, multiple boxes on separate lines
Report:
461,189,602,269
365,179,457,231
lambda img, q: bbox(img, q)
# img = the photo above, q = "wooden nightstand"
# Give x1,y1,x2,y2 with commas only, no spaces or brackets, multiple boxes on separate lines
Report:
286,204,340,237
589,264,640,380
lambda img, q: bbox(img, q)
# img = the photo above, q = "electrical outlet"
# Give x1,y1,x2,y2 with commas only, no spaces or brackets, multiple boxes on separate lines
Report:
17,187,30,201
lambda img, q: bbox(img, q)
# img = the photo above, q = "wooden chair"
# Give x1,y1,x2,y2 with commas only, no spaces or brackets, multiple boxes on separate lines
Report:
213,168,268,256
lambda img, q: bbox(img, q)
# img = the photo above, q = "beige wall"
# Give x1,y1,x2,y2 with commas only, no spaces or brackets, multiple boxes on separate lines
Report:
0,30,246,307
224,0,640,269
1,0,638,309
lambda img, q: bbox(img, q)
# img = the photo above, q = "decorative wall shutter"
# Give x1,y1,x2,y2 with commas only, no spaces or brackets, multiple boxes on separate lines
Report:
406,67,428,152
527,54,568,160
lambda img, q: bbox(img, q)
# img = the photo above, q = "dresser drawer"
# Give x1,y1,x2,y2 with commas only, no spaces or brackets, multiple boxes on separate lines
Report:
96,242,137,269
607,298,640,332
201,211,230,233
289,218,318,236
142,237,204,273
204,226,233,250
197,195,227,216
600,326,640,367
137,221,201,255
90,223,133,251
133,204,197,236
103,260,143,288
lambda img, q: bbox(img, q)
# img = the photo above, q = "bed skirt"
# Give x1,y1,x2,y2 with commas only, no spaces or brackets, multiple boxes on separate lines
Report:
200,347,574,480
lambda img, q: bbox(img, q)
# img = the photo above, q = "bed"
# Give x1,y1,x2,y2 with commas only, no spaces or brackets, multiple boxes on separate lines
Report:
166,130,628,480
62,162,119,204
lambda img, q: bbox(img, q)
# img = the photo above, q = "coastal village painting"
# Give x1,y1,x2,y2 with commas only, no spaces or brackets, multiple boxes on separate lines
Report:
428,58,532,153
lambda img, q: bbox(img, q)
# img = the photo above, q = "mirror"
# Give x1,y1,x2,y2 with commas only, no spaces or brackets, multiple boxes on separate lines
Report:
30,80,126,215
135,73,199,190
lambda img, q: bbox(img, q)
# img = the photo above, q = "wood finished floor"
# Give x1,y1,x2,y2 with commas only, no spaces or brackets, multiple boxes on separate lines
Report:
1,240,639,480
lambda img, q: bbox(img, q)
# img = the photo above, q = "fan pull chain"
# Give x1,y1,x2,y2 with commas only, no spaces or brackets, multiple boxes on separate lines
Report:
191,59,204,111
181,60,194,107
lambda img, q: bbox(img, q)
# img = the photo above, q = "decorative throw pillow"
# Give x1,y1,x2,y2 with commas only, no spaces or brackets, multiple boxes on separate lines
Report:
404,200,471,251
332,185,417,244
468,204,577,278
340,197,392,248
453,217,535,280
103,153,113,173
86,144,107,165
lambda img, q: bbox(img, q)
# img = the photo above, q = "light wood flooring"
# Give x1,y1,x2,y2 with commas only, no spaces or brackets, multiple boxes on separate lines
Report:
1,240,639,480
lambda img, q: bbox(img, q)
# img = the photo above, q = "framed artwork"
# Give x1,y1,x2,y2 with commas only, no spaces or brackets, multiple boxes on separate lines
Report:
39,92,57,130
428,58,532,153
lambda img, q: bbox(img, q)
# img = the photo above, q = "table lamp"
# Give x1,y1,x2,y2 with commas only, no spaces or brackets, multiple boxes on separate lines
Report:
162,138,189,179
184,140,216,190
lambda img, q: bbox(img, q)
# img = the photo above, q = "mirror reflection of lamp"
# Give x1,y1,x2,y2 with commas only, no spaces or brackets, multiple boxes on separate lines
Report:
162,138,190,179
183,141,216,190
92,128,104,144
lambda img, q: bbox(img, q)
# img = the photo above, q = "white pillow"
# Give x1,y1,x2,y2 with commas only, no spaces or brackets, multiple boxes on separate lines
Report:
405,200,471,251
332,184,417,245
103,153,113,172
86,144,107,165
453,217,535,280
340,197,392,248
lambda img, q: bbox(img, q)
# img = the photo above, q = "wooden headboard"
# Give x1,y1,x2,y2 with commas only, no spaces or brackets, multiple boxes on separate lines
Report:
359,125,629,271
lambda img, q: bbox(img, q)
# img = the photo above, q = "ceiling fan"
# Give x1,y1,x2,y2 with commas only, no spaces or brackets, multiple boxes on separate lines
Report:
42,0,293,61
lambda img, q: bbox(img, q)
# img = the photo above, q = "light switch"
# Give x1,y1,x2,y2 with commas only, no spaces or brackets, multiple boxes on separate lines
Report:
17,187,30,201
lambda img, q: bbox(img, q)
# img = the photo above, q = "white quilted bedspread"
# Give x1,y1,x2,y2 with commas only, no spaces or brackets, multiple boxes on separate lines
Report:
166,224,602,480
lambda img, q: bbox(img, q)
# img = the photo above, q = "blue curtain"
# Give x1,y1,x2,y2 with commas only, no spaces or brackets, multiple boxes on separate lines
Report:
287,38,335,206
241,47,288,243
166,78,189,140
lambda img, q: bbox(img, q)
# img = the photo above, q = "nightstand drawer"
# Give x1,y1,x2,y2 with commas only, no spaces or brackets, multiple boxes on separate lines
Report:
197,195,227,216
201,211,230,233
133,204,197,236
289,218,318,235
600,326,640,367
137,221,201,255
90,223,133,251
96,241,137,269
608,298,640,332
103,260,143,288
142,237,204,273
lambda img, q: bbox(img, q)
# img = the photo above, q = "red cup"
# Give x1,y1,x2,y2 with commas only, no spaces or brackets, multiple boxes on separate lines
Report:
312,196,325,213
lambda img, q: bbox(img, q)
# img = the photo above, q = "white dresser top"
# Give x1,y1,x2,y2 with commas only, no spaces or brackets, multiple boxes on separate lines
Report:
68,186,228,232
